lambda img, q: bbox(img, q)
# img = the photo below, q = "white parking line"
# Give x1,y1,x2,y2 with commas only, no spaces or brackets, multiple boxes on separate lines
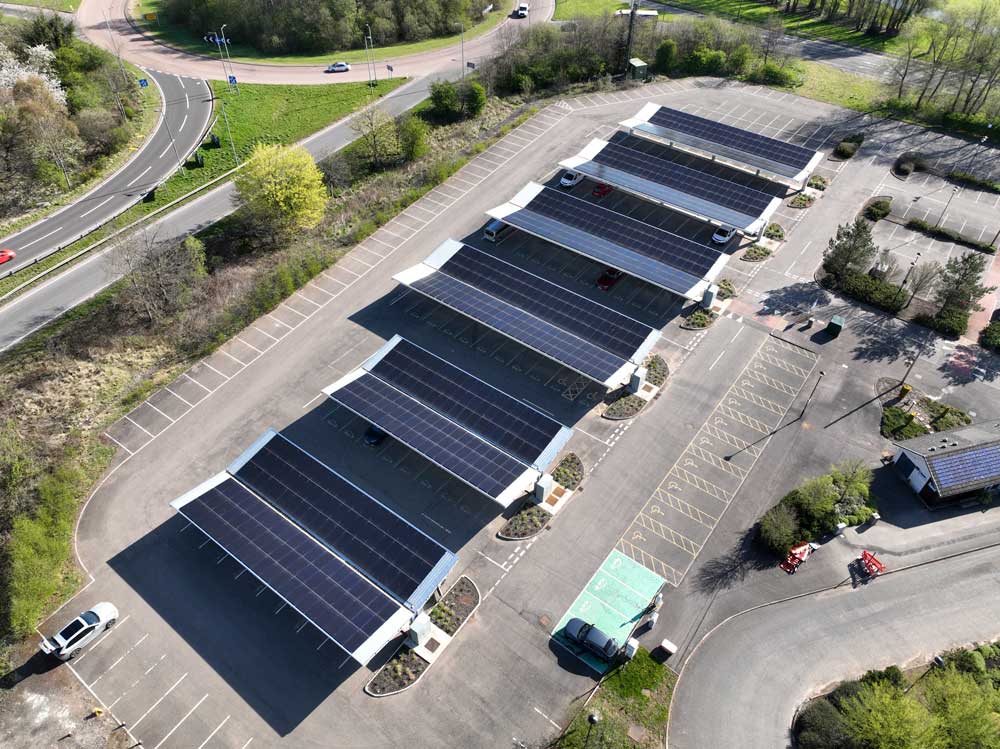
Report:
103,432,134,455
153,694,208,749
132,673,187,728
89,633,148,687
75,615,130,662
125,415,155,438
241,739,254,749
197,715,231,749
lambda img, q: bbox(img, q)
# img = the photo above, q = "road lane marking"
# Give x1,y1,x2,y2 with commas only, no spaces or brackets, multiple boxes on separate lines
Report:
153,694,208,749
79,196,115,218
158,143,172,158
126,166,152,187
14,225,62,249
708,351,726,371
179,114,188,132
197,715,231,749
132,673,187,728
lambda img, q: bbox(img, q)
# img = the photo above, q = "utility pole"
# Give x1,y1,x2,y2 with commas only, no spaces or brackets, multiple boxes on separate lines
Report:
215,27,232,93
103,10,129,87
366,24,378,86
623,0,638,75
362,36,374,99
220,100,239,166
457,23,466,79
221,25,238,93
104,72,128,121
893,251,920,307
935,185,959,228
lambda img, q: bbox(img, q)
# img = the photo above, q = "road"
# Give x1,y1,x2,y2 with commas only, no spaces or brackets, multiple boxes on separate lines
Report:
0,77,436,351
667,544,1000,749
0,69,211,275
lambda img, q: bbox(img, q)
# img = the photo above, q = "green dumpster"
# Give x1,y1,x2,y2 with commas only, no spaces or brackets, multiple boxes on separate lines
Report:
826,314,845,337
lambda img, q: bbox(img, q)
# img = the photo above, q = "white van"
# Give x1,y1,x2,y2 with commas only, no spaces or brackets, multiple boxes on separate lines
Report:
516,3,529,18
484,219,513,243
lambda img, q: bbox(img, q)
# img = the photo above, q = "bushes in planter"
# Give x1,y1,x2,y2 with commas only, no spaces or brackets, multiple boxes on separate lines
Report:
915,305,970,337
864,199,891,221
947,170,1000,194
980,321,1000,352
742,243,771,261
763,223,784,240
905,219,996,253
839,270,907,313
834,134,864,159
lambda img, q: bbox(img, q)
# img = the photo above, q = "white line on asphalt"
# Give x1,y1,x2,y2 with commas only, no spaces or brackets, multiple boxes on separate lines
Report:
708,351,726,371
729,328,744,344
197,715,230,749
75,615,130,662
158,143,172,158
153,694,208,749
179,114,188,132
109,654,166,708
125,415,155,438
476,550,510,571
164,387,193,408
185,93,190,109
89,634,148,687
132,673,187,728
79,196,114,218
176,74,184,88
273,603,286,615
14,225,62,249
202,362,232,380
241,738,255,749
126,166,153,188
533,706,561,731
145,401,175,423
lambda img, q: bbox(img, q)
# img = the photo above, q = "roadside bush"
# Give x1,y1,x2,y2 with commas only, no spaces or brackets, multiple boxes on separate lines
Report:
461,81,487,118
764,223,784,240
745,62,801,87
865,199,891,221
654,38,677,74
684,308,716,328
915,306,970,337
430,80,462,120
980,321,1000,352
945,647,988,675
686,45,728,76
727,44,752,75
947,170,1000,194
398,115,429,162
861,665,906,689
758,499,799,556
829,680,866,709
839,270,907,313
905,219,996,253
834,140,859,158
896,158,915,176
717,279,736,299
795,699,852,749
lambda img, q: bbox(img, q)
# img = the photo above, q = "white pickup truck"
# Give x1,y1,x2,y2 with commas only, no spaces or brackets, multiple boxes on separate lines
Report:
516,2,529,17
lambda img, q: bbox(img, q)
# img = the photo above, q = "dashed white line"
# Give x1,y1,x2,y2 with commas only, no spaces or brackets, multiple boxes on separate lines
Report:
79,196,115,218
126,166,152,187
158,143,172,158
132,673,187,728
15,225,62,249
197,715,231,749
179,114,188,132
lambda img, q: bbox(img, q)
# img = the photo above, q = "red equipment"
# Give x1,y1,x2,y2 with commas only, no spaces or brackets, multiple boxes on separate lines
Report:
779,542,813,574
859,550,885,577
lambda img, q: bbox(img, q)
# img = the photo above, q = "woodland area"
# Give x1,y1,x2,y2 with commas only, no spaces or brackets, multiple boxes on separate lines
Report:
161,0,483,54
0,15,146,222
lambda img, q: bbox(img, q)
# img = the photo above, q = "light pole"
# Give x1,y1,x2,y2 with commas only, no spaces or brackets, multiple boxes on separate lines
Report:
366,24,378,86
894,251,920,307
215,27,232,93
456,23,465,78
935,185,959,228
584,713,601,749
800,370,826,420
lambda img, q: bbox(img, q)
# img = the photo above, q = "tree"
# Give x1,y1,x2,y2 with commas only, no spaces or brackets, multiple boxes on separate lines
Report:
830,459,873,514
934,252,996,312
728,43,752,75
905,260,940,305
461,81,487,118
796,698,852,749
823,218,878,280
397,114,428,162
350,106,399,171
840,681,936,749
790,475,840,538
890,20,926,100
762,14,784,66
654,38,678,74
430,80,462,119
112,231,206,326
758,500,800,555
234,143,327,235
23,13,76,50
923,667,1000,749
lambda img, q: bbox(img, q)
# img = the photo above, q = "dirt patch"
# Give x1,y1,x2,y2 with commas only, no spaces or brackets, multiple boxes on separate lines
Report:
367,648,429,696
430,576,480,636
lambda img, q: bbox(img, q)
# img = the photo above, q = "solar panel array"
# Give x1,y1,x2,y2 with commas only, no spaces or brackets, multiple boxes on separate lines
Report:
648,106,815,171
928,444,1000,494
439,246,649,360
591,141,775,218
370,339,563,465
410,272,627,383
232,435,447,604
330,373,530,499
178,478,400,653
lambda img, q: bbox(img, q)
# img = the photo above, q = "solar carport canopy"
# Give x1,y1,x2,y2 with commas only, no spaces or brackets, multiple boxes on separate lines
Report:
621,103,824,184
171,430,457,664
394,240,659,388
487,183,728,301
560,137,782,235
324,335,573,506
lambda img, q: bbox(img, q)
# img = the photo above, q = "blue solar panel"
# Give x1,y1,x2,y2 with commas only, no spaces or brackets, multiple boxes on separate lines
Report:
177,478,399,654
409,271,627,382
929,444,1000,491
330,373,530,499
370,339,564,465
232,434,451,607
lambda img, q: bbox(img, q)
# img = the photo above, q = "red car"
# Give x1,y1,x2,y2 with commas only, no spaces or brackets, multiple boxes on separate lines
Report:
592,183,613,198
0,249,15,265
596,268,624,291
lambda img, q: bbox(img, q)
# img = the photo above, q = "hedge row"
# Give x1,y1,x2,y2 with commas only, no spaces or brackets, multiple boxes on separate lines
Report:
914,305,970,337
947,170,1000,194
906,218,996,254
838,270,907,313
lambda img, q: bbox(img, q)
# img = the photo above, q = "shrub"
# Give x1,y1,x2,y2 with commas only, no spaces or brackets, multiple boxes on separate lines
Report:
947,170,1000,194
916,306,969,337
945,648,988,675
604,394,646,419
790,193,814,208
398,115,429,161
834,139,861,158
552,453,583,489
980,322,1000,352
829,680,866,709
430,80,462,120
896,159,915,176
808,175,829,191
862,666,906,689
645,354,668,386
865,199,892,221
461,81,487,118
727,44,752,75
686,45,728,76
684,308,716,328
758,500,799,556
905,219,996,253
717,279,736,299
881,405,929,440
743,244,771,261
745,62,801,87
795,699,852,749
654,38,677,74
764,223,784,240
839,270,907,313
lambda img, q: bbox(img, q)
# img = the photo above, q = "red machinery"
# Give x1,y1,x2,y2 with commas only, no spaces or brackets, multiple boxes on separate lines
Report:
859,550,885,577
780,542,815,574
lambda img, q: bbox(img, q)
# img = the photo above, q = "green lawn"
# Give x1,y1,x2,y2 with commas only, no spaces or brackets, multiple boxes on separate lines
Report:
1,0,79,11
134,0,507,66
0,78,405,297
553,0,674,20
784,60,887,111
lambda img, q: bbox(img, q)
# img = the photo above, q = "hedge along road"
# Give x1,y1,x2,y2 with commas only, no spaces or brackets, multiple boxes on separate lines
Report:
76,0,557,83
0,75,436,352
0,69,212,275
666,543,1000,749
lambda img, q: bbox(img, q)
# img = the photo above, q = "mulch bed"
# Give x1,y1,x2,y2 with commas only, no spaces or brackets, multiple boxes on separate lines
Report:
552,452,584,489
645,354,668,387
499,503,549,540
430,576,479,636
367,648,429,696
603,394,646,420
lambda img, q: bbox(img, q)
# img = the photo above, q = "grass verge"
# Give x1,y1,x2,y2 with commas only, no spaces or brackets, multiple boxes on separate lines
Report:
0,0,78,11
133,0,507,65
881,405,930,439
0,78,405,299
555,648,675,748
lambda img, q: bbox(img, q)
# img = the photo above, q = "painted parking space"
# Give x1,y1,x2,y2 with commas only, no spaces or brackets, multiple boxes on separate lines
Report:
552,550,665,673
618,333,819,586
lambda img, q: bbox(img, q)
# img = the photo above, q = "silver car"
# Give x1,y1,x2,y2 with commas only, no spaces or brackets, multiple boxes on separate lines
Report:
40,602,118,660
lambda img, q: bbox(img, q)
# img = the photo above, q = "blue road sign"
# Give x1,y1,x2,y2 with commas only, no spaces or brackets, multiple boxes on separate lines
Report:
228,75,237,85
138,78,149,88
466,61,476,69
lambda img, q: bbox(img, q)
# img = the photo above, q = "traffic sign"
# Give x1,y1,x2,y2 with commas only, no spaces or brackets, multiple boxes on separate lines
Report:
466,61,476,69
228,75,237,85
386,64,394,72
138,78,148,88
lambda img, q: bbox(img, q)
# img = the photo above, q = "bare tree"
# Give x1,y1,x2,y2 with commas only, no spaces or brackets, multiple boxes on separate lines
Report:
350,106,398,171
112,230,206,326
888,20,925,100
876,247,900,282
762,14,785,66
905,260,941,305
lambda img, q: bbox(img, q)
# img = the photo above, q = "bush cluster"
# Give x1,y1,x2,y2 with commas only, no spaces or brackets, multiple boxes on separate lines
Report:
764,223,785,240
906,219,996,254
980,321,1000,352
790,193,815,208
807,175,829,191
742,244,771,261
914,306,970,338
744,62,802,87
834,134,864,159
684,308,716,328
864,199,891,221
838,270,907,313
947,170,1000,194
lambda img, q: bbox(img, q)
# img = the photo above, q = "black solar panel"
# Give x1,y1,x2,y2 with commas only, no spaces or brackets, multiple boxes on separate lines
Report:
331,373,530,499
591,141,775,217
525,187,720,277
410,272,626,382
439,246,649,361
232,435,448,605
370,339,563,465
178,478,399,654
929,444,1000,492
649,106,815,171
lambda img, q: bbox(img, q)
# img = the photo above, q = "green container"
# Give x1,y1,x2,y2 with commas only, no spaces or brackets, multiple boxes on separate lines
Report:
826,314,845,337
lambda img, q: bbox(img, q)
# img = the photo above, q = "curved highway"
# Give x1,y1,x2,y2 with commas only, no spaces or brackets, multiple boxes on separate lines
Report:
0,69,212,275
667,546,1000,749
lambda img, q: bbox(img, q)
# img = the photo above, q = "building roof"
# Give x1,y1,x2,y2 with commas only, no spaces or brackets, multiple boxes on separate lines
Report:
896,421,1000,498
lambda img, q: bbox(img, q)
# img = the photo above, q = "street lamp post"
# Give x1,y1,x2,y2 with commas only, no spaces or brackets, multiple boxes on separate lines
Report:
215,27,231,92
220,25,238,93
366,24,378,86
893,251,921,307
935,185,959,228
800,370,826,420
220,100,239,166
457,23,465,78
161,109,184,166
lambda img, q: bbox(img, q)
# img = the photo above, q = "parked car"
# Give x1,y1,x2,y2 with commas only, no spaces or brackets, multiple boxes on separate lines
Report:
40,602,118,661
596,268,624,291
592,183,613,198
326,62,351,73
0,249,15,265
990,307,1000,323
564,617,619,661
516,3,529,17
364,425,388,447
560,170,583,188
711,225,737,245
